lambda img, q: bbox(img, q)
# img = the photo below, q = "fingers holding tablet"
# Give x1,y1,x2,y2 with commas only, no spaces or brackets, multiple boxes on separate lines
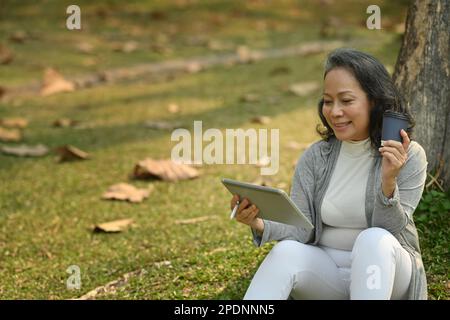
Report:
237,205,260,224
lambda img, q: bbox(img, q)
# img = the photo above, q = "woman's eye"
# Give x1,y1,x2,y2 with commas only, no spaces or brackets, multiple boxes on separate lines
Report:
324,100,332,105
342,100,353,104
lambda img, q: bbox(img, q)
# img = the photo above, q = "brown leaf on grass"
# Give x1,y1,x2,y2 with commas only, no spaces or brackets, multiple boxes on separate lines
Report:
82,57,97,67
236,45,253,63
40,68,75,96
102,183,152,203
93,218,135,233
288,81,320,97
144,121,183,130
150,10,167,20
151,43,172,55
0,127,22,142
175,216,212,225
76,42,94,54
55,145,89,162
394,23,405,34
113,41,138,53
1,144,49,157
0,45,14,65
207,39,230,51
53,118,79,127
240,93,260,103
0,117,28,129
133,158,200,182
0,86,6,98
250,116,271,125
9,31,28,43
167,103,180,114
75,268,147,300
185,62,202,73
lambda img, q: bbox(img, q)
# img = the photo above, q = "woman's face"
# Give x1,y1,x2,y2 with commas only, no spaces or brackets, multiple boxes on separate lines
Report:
322,67,372,141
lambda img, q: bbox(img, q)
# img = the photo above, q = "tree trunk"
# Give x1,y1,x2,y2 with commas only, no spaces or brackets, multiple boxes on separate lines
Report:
393,0,449,192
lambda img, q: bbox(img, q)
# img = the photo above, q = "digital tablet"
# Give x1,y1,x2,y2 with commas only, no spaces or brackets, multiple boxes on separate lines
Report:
222,178,314,230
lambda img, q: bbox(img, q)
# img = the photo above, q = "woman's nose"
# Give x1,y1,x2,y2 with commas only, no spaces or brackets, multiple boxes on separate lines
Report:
330,104,344,117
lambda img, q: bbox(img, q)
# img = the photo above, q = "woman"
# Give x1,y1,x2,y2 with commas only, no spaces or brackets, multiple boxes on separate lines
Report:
230,48,428,300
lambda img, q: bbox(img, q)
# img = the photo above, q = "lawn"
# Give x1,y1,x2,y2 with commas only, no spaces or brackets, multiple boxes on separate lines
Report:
0,0,447,299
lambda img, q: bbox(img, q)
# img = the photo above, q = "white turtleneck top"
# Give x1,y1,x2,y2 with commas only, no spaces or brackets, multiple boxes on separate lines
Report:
318,137,375,251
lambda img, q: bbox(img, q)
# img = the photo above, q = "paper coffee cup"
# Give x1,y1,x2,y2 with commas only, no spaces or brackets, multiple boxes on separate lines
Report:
381,110,410,146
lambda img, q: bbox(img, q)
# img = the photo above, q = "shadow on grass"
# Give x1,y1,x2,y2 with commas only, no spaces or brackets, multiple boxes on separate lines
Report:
0,78,312,172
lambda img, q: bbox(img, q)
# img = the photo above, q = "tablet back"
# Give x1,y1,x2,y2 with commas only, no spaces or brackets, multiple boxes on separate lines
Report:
222,178,314,230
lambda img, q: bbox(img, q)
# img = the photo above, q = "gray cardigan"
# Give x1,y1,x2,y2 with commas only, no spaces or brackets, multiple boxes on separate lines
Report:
252,135,428,300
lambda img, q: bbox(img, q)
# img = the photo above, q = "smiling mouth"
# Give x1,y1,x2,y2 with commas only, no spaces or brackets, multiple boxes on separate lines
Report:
334,121,351,128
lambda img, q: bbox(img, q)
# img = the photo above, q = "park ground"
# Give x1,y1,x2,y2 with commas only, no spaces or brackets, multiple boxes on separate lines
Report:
0,0,448,299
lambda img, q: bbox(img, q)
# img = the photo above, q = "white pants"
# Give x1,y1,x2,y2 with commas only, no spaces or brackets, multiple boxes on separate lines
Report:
244,227,412,300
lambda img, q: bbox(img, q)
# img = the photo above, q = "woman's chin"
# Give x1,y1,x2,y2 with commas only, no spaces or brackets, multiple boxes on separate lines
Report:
334,132,358,141
334,132,350,140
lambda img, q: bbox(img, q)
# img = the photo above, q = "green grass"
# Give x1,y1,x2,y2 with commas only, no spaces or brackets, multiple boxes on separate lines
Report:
1,0,448,300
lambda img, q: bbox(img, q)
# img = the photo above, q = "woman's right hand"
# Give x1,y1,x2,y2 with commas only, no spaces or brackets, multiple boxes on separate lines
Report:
230,195,264,235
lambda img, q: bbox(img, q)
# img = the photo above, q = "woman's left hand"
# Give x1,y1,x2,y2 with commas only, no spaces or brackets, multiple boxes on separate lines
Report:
379,129,410,181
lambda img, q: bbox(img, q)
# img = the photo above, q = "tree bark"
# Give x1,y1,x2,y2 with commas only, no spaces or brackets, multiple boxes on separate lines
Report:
393,0,449,191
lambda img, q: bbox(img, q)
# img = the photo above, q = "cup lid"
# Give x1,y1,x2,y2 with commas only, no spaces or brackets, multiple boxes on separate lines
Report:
383,110,409,121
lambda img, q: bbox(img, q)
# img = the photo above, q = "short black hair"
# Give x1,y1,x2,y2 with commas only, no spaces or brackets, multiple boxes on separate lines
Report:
316,48,415,151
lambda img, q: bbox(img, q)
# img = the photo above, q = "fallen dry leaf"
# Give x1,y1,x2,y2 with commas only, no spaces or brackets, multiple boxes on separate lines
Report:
251,116,271,125
175,216,212,225
240,93,260,103
82,57,97,67
236,45,253,63
167,103,180,114
0,86,6,98
9,30,28,43
0,127,22,142
40,68,75,96
1,144,49,157
53,118,79,127
102,183,152,203
144,121,183,130
394,23,405,34
151,43,172,54
0,45,14,65
55,145,89,162
133,158,200,182
185,62,202,73
93,218,135,233
75,268,147,300
76,42,94,54
207,39,230,51
0,117,28,129
113,41,138,53
288,81,320,97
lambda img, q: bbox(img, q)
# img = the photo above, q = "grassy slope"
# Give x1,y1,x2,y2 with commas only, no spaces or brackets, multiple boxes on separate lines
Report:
0,0,447,299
